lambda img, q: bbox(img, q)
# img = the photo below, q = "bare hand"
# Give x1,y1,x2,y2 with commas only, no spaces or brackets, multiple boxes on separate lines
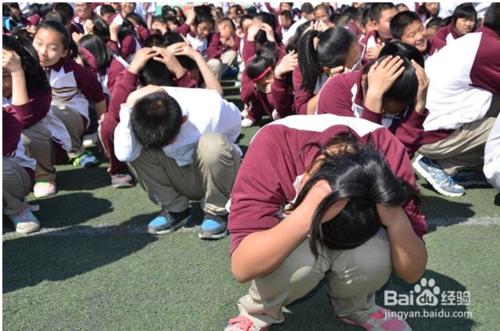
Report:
84,19,94,34
412,60,429,114
274,51,298,79
366,43,383,60
128,47,158,75
72,32,84,44
126,85,165,108
2,49,23,74
366,56,404,99
260,23,275,42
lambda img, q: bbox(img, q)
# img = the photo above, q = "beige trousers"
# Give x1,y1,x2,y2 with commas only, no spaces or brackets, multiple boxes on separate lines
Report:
128,132,240,215
3,157,32,215
207,50,238,80
22,122,57,181
52,106,85,159
236,229,392,328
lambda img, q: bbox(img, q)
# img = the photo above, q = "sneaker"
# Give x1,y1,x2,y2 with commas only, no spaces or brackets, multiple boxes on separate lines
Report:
147,209,191,235
111,173,135,189
33,180,57,198
199,213,228,239
338,305,412,331
8,209,40,234
241,117,254,128
224,316,267,331
82,132,99,148
72,151,98,168
412,155,465,197
453,169,491,188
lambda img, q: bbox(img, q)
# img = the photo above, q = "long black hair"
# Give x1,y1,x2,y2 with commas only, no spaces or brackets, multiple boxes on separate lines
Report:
246,47,276,81
78,34,113,75
293,136,421,257
3,34,50,94
298,27,356,94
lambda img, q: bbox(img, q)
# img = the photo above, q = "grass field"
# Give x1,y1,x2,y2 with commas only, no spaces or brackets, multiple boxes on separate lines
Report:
3,83,500,330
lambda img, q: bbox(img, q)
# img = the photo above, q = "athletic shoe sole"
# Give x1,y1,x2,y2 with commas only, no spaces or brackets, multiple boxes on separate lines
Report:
147,216,191,235
198,229,228,240
412,157,464,197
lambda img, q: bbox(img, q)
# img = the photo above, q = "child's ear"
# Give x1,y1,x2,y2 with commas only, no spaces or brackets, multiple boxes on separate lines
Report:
181,115,188,124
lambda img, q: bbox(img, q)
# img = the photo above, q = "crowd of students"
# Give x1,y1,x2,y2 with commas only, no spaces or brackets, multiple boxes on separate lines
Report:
2,2,499,330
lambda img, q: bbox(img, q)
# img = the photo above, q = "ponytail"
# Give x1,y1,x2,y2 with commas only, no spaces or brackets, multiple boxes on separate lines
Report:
298,29,322,94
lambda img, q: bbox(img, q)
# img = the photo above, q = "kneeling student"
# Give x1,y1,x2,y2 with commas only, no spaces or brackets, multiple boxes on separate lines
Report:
114,85,241,239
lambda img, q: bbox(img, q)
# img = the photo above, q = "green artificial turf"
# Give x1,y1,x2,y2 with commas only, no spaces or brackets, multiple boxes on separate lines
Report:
3,89,500,330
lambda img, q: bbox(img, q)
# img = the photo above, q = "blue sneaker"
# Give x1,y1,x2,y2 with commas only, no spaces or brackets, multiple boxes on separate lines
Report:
72,151,98,168
453,170,491,188
147,209,191,235
9,209,40,234
199,213,228,239
413,155,465,197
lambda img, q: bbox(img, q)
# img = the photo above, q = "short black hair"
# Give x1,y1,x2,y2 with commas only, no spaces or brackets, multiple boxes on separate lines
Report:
369,3,396,22
390,11,421,40
100,5,116,16
279,10,293,21
483,3,500,35
139,58,176,87
131,91,183,150
53,3,74,24
426,17,444,29
301,3,314,15
452,3,477,24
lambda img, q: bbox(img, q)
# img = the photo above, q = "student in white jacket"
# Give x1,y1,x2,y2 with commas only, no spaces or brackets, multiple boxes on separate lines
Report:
114,85,242,239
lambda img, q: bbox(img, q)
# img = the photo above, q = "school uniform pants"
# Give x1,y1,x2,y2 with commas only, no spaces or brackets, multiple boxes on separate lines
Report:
236,229,392,328
3,157,32,215
128,132,241,215
52,105,86,160
98,112,130,175
22,122,57,182
207,50,238,80
418,95,500,175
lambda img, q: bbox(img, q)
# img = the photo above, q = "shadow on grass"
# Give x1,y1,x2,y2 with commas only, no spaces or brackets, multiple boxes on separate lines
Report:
422,195,476,232
270,270,474,331
55,166,111,191
3,213,159,294
495,193,500,206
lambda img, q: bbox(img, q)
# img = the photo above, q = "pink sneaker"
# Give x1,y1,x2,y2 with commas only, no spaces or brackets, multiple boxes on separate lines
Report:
339,305,412,331
224,316,268,331
33,180,57,198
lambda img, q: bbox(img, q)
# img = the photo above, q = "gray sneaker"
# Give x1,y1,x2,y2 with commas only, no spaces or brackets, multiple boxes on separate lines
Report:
413,155,465,197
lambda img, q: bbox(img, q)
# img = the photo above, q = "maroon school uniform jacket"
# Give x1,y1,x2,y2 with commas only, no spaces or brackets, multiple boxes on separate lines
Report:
424,36,446,58
292,65,318,115
359,30,391,65
242,36,286,63
434,23,462,45
317,70,428,157
228,115,428,254
4,89,51,129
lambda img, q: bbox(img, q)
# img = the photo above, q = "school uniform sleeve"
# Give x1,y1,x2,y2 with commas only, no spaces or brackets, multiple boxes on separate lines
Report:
175,70,197,88
269,77,294,118
434,24,452,44
316,73,361,117
484,116,500,191
370,127,428,238
292,65,313,115
2,109,23,155
107,58,127,94
242,36,257,63
120,34,137,60
228,126,290,254
206,32,225,60
8,89,51,129
108,70,138,120
113,105,142,162
233,35,241,52
137,25,150,44
470,27,500,95
390,109,428,158
107,41,120,54
175,23,190,37
240,69,256,104
69,60,106,103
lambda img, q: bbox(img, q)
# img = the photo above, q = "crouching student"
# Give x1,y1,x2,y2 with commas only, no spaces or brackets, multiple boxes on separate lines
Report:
114,85,242,239
226,114,428,331
206,18,239,80
317,41,429,158
413,4,500,197
241,48,297,127
32,21,106,170
3,109,39,234
484,116,500,191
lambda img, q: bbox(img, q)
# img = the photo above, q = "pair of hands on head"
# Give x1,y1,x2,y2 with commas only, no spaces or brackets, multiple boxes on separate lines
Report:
300,179,403,229
2,49,23,74
364,55,429,114
247,22,275,42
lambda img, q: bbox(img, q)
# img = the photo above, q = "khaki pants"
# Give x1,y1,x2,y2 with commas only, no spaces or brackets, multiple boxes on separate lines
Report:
207,50,238,80
52,106,85,159
22,122,57,181
236,229,392,328
128,132,240,215
3,157,32,215
419,116,496,175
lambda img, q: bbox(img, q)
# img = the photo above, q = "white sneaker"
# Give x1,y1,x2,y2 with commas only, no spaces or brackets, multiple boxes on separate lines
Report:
82,132,98,148
241,117,254,128
9,209,40,234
